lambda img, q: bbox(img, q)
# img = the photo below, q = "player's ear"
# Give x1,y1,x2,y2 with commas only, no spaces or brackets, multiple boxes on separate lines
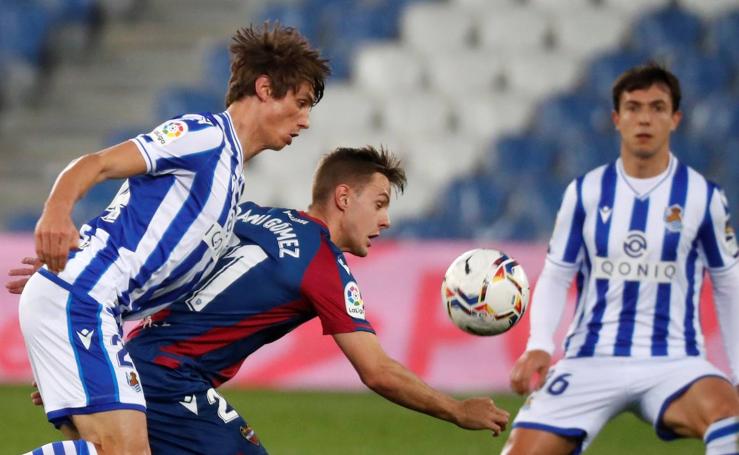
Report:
254,75,272,102
334,185,350,211
670,110,682,131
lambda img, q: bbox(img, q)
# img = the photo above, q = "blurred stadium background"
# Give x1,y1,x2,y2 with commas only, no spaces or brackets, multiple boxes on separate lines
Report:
0,0,737,452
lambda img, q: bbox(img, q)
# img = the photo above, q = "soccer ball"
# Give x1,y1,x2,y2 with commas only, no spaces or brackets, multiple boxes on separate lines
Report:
441,248,530,336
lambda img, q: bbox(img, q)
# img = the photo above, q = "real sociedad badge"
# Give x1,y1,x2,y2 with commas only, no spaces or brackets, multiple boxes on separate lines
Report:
664,204,684,232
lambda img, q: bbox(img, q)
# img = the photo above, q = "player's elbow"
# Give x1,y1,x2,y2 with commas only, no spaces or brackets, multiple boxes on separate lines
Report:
358,361,395,395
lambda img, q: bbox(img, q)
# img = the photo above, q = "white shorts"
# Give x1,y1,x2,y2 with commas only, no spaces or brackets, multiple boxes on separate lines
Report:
512,356,728,452
18,270,146,426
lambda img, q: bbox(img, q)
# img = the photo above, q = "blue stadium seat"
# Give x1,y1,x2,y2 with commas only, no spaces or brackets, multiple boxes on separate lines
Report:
6,210,40,232
0,1,53,64
688,91,739,148
671,132,711,173
103,126,149,147
201,43,230,97
258,3,318,47
531,93,611,141
584,49,650,101
488,134,559,178
628,6,703,58
73,179,124,225
706,10,739,72
669,51,732,105
155,86,223,121
46,0,96,24
556,131,619,181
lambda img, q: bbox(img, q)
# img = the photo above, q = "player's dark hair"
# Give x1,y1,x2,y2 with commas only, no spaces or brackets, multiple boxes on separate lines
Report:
612,62,681,112
225,22,330,106
311,146,407,206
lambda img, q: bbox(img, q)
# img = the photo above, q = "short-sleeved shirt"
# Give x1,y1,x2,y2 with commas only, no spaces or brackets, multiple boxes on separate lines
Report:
43,112,246,319
126,202,374,397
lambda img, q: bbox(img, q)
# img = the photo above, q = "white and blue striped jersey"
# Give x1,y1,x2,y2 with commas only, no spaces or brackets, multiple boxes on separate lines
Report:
542,154,738,364
49,112,246,320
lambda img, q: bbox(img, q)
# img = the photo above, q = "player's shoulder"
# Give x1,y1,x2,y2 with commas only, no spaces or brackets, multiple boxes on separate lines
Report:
153,113,225,147
234,201,326,260
562,161,613,198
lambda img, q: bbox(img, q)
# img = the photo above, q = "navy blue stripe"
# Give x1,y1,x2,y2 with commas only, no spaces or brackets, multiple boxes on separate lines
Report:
32,448,44,455
52,441,66,455
76,440,91,455
125,150,222,312
614,197,650,356
66,294,90,403
683,240,700,355
155,147,220,173
47,403,147,424
652,163,688,356
577,163,616,357
39,268,72,290
705,422,739,445
577,279,609,357
563,177,586,263
698,182,725,268
73,176,176,296
564,269,586,352
68,295,118,406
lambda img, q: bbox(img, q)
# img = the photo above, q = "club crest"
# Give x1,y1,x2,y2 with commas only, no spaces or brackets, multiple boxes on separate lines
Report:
663,204,683,232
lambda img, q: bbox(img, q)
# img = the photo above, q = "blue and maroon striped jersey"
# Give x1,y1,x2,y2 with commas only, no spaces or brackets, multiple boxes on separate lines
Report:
126,201,374,397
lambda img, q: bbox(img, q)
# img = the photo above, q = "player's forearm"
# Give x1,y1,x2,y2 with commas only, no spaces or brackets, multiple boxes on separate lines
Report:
44,154,107,214
362,357,461,424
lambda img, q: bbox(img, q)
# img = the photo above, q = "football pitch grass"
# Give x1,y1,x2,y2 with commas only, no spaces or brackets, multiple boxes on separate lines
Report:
1,385,704,454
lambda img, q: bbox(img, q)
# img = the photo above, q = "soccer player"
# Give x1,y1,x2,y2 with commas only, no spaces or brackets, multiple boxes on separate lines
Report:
503,63,739,454
11,146,510,454
17,23,329,454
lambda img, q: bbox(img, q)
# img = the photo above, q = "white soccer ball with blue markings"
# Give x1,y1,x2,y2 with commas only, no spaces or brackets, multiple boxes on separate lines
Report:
441,248,530,336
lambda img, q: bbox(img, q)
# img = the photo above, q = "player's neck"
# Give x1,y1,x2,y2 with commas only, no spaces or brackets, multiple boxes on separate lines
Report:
226,100,262,160
620,148,670,179
306,205,346,250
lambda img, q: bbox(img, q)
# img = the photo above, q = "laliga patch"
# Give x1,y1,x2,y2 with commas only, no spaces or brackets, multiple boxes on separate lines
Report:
344,281,366,319
153,119,188,145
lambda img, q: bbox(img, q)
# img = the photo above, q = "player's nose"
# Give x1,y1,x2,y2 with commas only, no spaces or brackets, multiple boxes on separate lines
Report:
299,111,310,129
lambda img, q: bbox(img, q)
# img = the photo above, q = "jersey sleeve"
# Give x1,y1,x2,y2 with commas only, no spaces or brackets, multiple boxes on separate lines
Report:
131,114,224,176
546,177,586,267
301,241,375,335
698,185,739,271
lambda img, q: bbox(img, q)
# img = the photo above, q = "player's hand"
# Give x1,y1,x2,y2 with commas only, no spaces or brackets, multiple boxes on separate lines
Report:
455,397,510,436
30,381,43,406
6,257,42,294
34,208,79,274
510,350,552,395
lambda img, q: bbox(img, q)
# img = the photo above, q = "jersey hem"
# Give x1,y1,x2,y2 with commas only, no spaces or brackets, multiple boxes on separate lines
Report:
47,403,147,427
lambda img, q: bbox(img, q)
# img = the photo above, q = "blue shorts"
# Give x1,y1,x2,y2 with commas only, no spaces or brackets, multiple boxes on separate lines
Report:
146,387,268,455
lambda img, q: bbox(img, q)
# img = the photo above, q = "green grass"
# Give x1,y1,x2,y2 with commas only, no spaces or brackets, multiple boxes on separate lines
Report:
1,385,703,454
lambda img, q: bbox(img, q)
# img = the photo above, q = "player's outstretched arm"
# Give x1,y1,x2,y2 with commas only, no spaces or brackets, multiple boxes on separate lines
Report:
36,141,146,273
333,331,509,435
509,350,552,395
